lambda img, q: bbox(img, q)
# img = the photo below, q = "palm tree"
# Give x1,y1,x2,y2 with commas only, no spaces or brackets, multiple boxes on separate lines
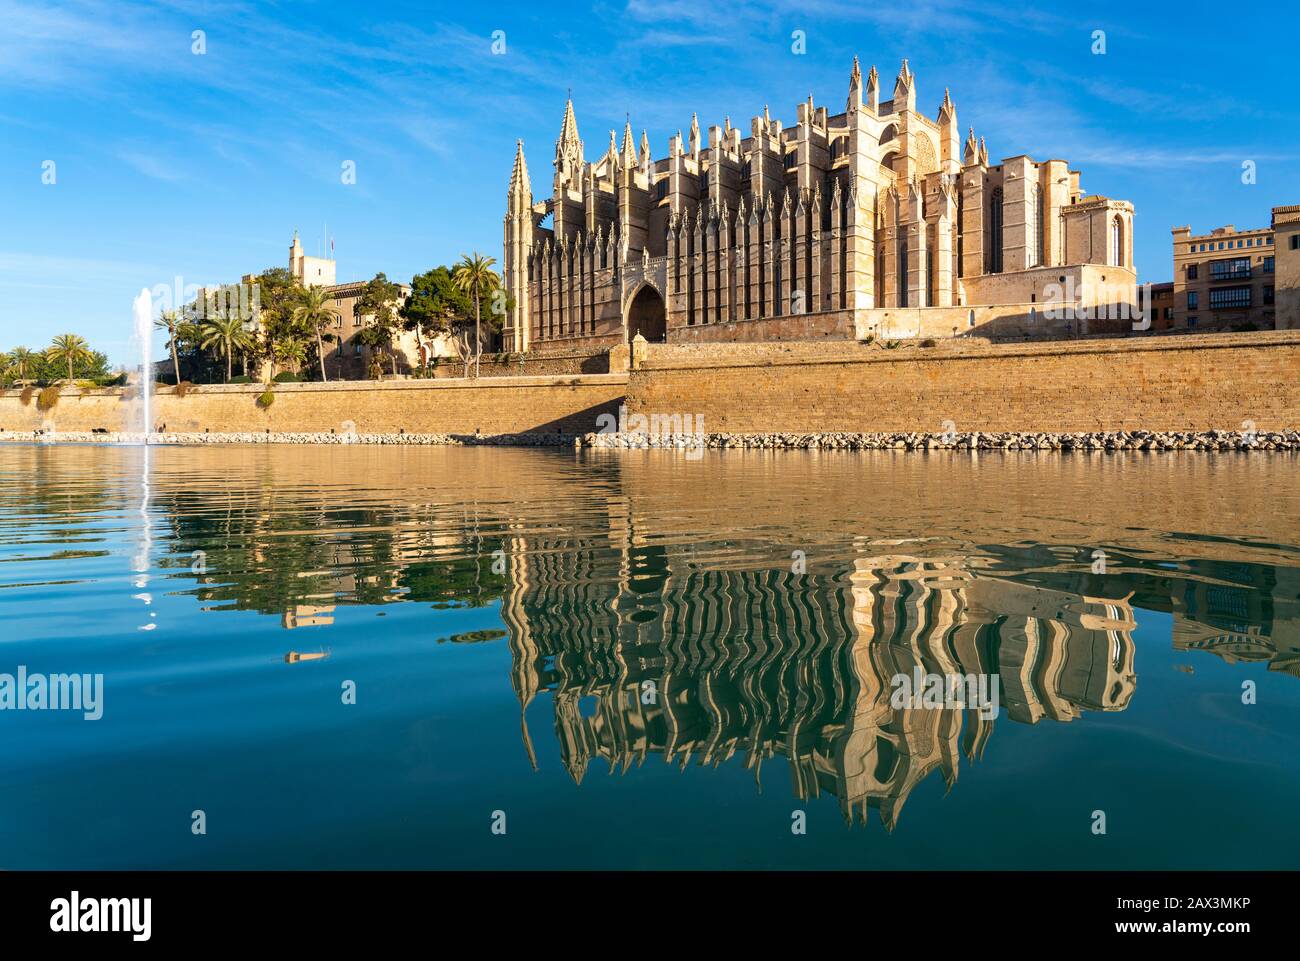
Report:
45,334,93,383
290,285,338,382
199,314,254,383
451,253,501,378
273,336,308,376
155,310,183,384
3,347,38,384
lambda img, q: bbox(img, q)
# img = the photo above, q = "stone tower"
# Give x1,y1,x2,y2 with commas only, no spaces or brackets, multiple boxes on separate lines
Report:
503,140,533,352
289,229,336,287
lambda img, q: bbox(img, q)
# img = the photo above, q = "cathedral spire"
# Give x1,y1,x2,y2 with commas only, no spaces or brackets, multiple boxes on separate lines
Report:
558,96,580,151
964,127,977,165
509,139,531,197
978,136,989,167
865,64,879,112
621,118,637,170
848,56,863,110
640,129,651,170
555,95,582,166
893,58,915,111
939,87,955,120
689,111,700,156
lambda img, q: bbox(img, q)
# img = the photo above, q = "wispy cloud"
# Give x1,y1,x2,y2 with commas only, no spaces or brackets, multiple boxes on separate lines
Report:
116,149,188,182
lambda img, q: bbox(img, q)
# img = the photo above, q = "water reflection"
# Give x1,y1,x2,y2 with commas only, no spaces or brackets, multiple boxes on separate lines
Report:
500,536,1300,827
2,444,1298,841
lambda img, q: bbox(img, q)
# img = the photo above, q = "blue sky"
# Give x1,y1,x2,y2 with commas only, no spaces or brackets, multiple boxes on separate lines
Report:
2,0,1297,365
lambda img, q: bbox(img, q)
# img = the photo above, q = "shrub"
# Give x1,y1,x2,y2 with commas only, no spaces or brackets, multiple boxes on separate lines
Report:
273,371,303,383
256,389,275,409
36,386,60,411
19,386,35,406
229,374,253,384
919,337,937,348
175,381,196,398
883,340,902,350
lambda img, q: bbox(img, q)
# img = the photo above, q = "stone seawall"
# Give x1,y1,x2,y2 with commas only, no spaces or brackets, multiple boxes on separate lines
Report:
3,331,1297,445
0,374,626,436
434,345,611,378
627,330,1300,434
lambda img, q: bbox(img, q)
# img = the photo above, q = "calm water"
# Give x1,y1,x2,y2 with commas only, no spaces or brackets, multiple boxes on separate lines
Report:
1,444,1298,870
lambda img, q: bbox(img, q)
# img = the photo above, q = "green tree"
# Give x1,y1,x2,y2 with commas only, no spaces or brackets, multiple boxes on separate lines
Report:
451,253,501,378
273,336,308,375
240,269,297,382
402,266,474,371
3,346,39,384
291,285,338,382
200,314,255,383
155,310,184,384
355,273,403,376
45,334,94,383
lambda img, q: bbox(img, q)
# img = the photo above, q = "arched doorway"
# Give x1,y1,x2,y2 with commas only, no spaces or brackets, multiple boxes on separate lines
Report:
626,284,666,343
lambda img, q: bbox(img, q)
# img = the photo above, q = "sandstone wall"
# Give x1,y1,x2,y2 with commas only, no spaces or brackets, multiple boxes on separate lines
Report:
0,375,627,436
626,330,1300,433
5,332,1297,442
434,346,610,378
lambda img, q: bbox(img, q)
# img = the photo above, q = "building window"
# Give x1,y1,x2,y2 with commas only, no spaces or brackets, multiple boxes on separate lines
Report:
655,178,668,201
783,150,796,170
699,170,709,192
1208,286,1251,309
1187,291,1198,309
1110,216,1124,267
1264,256,1275,273
740,160,751,181
1264,285,1275,306
1027,184,1042,268
1186,264,1198,280
1210,257,1251,281
988,187,1004,273
1164,307,1173,320
1188,315,1198,327
1292,235,1300,250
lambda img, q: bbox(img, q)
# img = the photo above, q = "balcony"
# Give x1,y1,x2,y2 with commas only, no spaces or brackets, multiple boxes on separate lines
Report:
1209,258,1252,283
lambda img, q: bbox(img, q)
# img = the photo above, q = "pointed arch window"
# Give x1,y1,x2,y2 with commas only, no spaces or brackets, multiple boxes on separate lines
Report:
1111,216,1124,267
988,187,1004,273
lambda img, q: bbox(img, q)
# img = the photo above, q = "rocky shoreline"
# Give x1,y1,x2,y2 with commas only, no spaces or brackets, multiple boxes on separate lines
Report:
2,428,1298,451
580,429,1300,451
0,430,579,447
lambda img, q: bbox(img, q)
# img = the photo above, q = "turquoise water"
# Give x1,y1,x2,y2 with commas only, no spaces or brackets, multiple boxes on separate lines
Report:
2,443,1298,869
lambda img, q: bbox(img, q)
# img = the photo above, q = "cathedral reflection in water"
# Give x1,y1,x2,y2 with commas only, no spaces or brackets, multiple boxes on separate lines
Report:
499,517,1298,830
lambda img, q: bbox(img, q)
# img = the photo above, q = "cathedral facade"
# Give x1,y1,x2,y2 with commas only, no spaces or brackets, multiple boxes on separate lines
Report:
502,59,1137,352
